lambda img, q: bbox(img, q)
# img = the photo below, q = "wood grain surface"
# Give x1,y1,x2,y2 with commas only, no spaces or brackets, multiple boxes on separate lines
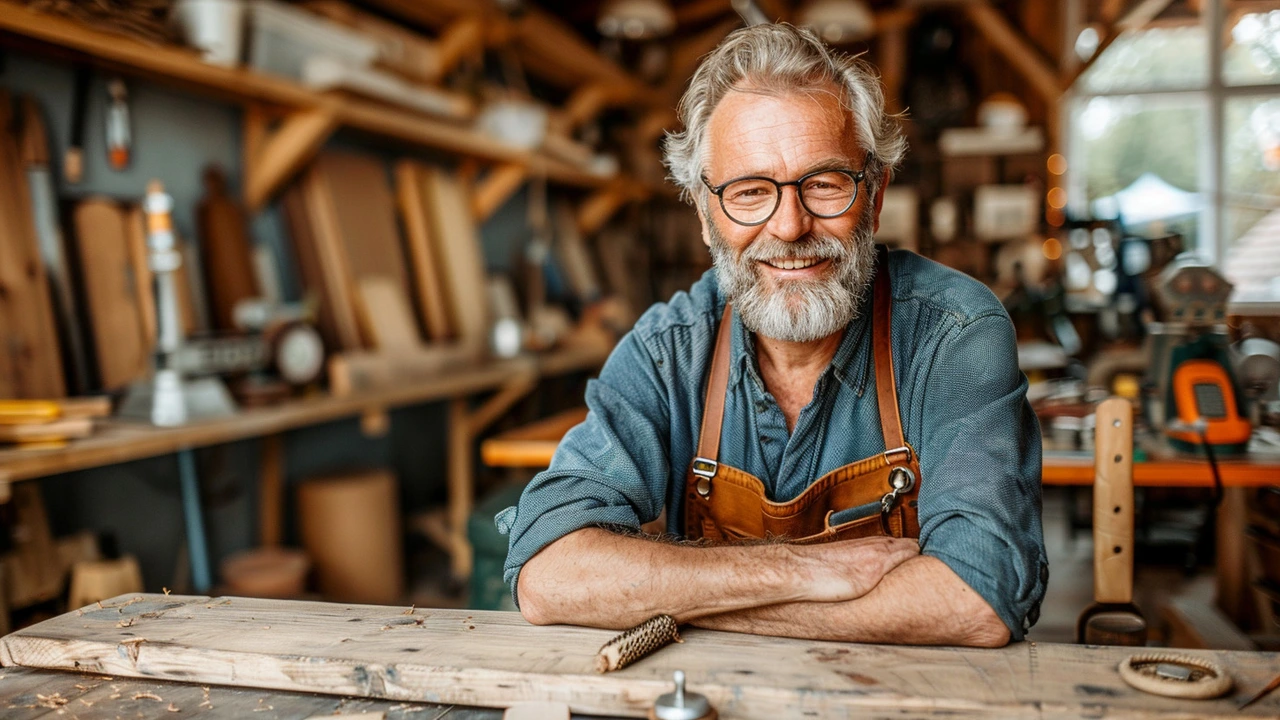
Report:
0,665,462,719
2,594,1279,719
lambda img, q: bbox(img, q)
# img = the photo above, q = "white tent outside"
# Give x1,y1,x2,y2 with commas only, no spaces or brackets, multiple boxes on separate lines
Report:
1092,172,1204,228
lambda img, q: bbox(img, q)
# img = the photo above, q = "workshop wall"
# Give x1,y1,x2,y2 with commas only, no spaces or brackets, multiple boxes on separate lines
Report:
0,52,477,592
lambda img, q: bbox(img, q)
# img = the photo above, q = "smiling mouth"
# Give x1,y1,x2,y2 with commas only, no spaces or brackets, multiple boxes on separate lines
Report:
762,257,826,270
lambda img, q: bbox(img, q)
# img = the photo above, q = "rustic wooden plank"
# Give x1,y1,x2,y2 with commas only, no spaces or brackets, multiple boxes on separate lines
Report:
0,90,65,399
0,665,462,719
414,164,490,352
2,594,1278,719
72,199,150,392
394,160,453,342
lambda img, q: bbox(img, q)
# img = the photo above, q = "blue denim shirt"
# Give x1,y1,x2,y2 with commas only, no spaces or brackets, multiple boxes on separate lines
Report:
498,249,1048,639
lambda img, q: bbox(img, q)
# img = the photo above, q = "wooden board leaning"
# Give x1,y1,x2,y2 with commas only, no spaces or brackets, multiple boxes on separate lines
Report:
1,594,1278,719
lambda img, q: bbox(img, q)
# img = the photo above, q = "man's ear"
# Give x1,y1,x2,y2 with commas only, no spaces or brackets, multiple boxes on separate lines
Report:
871,175,890,234
696,202,713,248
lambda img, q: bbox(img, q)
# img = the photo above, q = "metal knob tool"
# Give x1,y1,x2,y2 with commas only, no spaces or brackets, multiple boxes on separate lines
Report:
650,671,716,720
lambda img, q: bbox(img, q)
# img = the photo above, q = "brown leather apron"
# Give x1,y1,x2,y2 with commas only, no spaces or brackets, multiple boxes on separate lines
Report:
683,245,922,543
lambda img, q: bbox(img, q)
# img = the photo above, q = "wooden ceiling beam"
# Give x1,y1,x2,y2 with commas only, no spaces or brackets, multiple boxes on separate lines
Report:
963,3,1062,103
675,0,734,25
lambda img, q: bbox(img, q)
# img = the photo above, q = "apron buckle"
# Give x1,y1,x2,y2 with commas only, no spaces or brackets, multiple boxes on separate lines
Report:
883,445,913,464
692,457,718,497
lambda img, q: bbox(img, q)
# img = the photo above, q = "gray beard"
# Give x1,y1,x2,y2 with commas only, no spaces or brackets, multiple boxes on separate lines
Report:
708,207,876,343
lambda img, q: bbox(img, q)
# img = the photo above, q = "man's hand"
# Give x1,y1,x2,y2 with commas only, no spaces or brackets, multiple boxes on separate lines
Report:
798,536,920,602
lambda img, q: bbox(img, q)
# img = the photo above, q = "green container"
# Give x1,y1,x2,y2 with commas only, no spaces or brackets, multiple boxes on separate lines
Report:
468,482,527,610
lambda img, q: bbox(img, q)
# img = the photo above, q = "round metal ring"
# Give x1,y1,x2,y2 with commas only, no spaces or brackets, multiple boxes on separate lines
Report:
888,467,915,493
1118,652,1233,699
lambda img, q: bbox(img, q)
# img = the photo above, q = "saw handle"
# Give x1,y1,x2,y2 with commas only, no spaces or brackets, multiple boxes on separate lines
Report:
1094,398,1135,604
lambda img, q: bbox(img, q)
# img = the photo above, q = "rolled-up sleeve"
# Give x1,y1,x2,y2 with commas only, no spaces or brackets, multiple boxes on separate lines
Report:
499,330,672,603
916,312,1047,640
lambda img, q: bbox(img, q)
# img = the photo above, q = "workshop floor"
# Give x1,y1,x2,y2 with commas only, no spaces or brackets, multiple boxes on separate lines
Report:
407,488,1222,644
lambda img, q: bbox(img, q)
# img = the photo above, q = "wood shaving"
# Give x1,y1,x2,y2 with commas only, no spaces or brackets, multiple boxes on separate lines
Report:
402,605,416,615
205,598,232,608
119,638,147,645
163,587,171,595
79,698,94,707
116,618,135,628
36,693,68,708
133,692,163,701
168,702,180,712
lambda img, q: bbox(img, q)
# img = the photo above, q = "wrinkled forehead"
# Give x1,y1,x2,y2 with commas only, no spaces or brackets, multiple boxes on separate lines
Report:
704,81,861,178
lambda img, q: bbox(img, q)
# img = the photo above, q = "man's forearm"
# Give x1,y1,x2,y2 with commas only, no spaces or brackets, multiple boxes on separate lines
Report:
689,556,1012,647
516,527,919,629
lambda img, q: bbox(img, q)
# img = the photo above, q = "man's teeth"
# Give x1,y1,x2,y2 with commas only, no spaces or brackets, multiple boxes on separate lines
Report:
766,257,821,270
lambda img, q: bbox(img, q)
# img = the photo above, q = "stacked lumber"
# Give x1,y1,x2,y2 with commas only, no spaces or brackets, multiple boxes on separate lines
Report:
0,397,110,448
282,152,487,396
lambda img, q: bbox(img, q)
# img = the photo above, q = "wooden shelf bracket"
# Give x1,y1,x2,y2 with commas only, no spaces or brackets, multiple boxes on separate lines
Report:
578,184,635,236
472,163,529,222
243,104,340,212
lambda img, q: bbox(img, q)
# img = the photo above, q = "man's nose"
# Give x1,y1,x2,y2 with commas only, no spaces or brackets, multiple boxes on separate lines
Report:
765,185,813,242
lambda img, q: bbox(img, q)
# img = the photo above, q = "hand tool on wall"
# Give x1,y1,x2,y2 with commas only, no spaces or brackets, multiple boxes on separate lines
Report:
1076,397,1148,646
21,97,91,393
119,181,236,426
105,77,131,171
65,66,90,184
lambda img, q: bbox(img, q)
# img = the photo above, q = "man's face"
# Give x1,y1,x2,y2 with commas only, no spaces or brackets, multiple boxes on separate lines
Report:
701,85,884,343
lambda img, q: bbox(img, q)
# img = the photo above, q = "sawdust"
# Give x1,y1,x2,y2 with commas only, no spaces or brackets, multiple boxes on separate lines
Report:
133,691,163,701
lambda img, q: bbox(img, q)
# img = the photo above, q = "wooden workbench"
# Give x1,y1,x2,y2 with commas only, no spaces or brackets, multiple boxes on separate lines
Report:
1,594,1278,719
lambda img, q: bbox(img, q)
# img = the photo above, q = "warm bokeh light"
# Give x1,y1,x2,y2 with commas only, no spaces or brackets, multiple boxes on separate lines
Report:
1042,237,1063,260
1047,153,1068,175
1046,187,1068,209
1046,207,1065,227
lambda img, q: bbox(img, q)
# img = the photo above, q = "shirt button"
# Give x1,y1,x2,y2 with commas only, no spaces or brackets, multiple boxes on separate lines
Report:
760,435,772,444
755,401,768,413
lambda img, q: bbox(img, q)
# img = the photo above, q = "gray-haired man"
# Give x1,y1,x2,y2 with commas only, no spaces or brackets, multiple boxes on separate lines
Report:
497,23,1046,647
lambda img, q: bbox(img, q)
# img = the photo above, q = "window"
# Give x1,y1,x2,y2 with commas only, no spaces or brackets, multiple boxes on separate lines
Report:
1068,0,1280,305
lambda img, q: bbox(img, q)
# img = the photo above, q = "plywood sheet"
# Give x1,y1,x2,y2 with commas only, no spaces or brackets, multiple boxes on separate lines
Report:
197,168,259,331
0,92,65,399
2,594,1279,719
393,160,452,342
355,276,421,351
73,199,149,391
282,184,343,351
313,152,411,304
413,164,489,351
300,165,363,351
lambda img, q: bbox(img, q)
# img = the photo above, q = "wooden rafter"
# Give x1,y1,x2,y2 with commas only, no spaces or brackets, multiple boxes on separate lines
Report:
963,3,1062,102
243,105,339,212
471,163,528,222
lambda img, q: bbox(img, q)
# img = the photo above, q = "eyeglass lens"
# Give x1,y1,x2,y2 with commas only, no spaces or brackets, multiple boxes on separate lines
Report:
720,171,858,224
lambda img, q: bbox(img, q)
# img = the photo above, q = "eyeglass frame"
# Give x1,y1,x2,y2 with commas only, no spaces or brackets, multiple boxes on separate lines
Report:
700,152,874,227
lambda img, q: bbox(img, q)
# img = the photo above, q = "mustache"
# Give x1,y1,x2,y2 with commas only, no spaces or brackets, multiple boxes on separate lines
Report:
738,234,852,263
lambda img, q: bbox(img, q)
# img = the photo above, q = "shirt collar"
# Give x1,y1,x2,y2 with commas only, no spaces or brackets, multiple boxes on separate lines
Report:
726,297,875,397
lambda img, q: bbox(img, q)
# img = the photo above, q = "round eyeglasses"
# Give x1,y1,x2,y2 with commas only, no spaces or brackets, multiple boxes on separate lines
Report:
701,155,871,227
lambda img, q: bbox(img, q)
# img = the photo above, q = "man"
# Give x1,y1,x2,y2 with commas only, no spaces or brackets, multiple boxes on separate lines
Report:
497,23,1046,647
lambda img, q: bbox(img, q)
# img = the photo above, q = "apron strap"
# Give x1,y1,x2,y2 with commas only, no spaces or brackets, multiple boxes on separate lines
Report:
694,245,904,463
873,244,907,453
695,304,734,462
